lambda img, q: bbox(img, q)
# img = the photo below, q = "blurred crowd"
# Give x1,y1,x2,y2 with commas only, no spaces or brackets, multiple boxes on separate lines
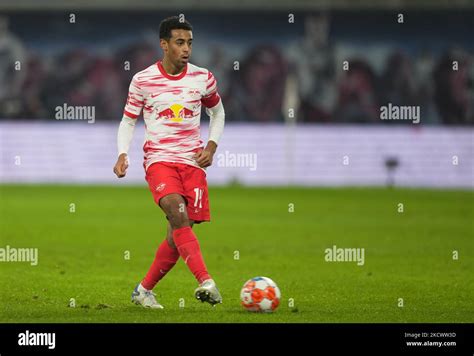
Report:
0,14,473,124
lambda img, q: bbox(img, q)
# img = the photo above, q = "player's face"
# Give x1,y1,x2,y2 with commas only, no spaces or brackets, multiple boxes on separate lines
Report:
162,29,193,68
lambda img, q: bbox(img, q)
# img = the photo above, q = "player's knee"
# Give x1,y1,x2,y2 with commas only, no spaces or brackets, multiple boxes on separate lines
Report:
167,206,190,229
168,211,190,229
160,194,189,229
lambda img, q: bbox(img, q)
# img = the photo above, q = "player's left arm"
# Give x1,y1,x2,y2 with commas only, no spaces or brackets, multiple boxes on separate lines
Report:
194,71,225,168
194,99,225,168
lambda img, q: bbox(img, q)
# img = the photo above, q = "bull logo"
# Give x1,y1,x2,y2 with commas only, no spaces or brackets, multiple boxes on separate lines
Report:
156,104,194,122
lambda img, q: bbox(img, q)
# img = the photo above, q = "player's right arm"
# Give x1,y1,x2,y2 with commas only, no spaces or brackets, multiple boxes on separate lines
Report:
113,75,144,178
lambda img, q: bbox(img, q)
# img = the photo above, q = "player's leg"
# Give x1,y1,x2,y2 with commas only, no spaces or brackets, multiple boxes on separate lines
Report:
160,193,221,305
167,218,222,303
158,193,213,283
132,163,184,309
132,223,179,309
140,221,181,291
133,220,190,309
178,164,222,305
166,219,194,249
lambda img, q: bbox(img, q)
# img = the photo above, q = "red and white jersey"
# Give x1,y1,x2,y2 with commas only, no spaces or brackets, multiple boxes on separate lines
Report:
123,60,221,171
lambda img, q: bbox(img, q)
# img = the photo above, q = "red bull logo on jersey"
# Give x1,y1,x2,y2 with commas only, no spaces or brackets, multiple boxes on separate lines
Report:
157,104,194,123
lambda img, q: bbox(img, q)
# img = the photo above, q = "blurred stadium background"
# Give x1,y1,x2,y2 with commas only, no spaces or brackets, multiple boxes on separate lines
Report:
0,0,473,187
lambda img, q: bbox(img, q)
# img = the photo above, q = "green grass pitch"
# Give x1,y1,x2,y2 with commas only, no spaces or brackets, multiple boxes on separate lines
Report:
0,184,472,323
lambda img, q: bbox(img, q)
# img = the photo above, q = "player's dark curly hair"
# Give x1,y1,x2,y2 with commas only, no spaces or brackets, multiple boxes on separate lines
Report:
159,16,193,40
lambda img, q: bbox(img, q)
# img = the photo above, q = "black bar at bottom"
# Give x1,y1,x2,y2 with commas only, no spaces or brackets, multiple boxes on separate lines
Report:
0,323,472,354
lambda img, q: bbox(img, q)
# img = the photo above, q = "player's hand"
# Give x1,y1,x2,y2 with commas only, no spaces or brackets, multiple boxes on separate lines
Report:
194,142,217,168
113,153,129,178
193,149,213,168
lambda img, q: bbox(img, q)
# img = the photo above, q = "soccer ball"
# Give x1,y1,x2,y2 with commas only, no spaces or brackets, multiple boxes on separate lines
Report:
240,276,281,312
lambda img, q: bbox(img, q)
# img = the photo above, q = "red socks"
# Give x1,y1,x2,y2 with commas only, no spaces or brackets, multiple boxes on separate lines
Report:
141,226,211,290
141,239,180,290
173,226,211,284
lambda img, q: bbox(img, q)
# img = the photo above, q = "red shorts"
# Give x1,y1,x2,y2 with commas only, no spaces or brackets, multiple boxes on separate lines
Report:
145,162,211,223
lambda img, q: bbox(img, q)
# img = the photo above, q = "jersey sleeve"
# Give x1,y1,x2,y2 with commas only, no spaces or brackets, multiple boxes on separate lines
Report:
123,74,144,119
201,71,221,109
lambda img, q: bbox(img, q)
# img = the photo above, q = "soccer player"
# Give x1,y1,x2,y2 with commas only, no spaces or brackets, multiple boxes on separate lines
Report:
113,16,225,309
